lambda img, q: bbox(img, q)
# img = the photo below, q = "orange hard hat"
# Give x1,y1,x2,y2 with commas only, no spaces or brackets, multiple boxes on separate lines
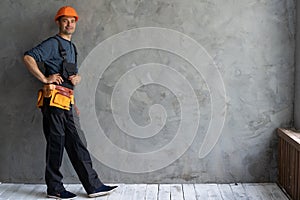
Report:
55,6,79,22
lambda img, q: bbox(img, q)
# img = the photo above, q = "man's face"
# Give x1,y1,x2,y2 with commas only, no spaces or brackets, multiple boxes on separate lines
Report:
57,16,76,35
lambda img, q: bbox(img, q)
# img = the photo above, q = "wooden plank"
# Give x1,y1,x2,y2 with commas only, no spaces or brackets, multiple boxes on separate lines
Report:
13,184,36,200
0,184,22,200
132,184,147,200
158,184,170,200
69,184,86,200
278,138,282,185
278,128,300,199
296,150,299,200
170,184,184,200
253,183,276,200
217,184,235,200
107,184,125,200
23,184,49,200
121,184,136,200
0,183,290,200
182,184,196,200
8,184,38,200
0,184,14,196
230,183,248,200
194,184,222,199
243,183,264,200
248,183,289,200
278,137,284,187
243,183,271,200
8,184,47,200
145,184,158,200
285,140,289,192
291,147,296,198
65,184,96,200
278,129,300,151
64,184,81,193
264,183,289,200
285,139,289,191
3,184,27,200
298,152,300,200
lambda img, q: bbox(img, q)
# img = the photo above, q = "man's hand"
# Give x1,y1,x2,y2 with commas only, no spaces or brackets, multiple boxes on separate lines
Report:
45,73,64,85
68,74,81,86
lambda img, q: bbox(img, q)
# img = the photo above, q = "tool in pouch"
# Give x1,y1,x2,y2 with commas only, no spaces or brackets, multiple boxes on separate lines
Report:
37,36,77,111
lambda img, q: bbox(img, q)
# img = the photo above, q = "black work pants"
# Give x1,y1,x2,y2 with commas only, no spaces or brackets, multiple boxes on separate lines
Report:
41,100,103,194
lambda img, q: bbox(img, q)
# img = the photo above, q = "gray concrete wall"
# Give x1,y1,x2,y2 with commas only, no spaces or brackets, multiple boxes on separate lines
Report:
295,0,300,130
0,0,295,183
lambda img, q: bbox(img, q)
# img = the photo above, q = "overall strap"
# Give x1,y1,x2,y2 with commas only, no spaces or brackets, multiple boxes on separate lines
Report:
52,36,77,63
72,43,78,63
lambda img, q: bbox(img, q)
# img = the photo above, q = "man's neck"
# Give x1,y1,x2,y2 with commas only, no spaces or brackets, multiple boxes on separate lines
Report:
58,33,72,41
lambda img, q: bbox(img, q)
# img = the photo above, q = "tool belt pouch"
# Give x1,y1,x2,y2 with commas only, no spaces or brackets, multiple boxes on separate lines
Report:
36,84,56,108
49,89,73,110
36,84,74,110
37,89,44,108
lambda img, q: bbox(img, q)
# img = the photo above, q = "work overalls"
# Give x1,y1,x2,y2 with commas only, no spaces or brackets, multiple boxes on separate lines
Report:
39,37,103,195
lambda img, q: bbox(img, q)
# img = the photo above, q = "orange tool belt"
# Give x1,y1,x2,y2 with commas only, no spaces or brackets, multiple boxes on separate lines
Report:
37,84,74,110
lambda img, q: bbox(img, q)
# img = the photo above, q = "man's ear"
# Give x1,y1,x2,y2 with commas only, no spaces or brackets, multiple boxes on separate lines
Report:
55,20,60,26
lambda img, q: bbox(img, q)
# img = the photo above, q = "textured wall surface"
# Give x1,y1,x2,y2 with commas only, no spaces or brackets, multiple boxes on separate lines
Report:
0,0,295,183
295,0,300,129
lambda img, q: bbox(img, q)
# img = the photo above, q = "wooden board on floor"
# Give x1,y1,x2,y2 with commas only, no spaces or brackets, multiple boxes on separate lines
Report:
217,184,235,200
230,183,248,200
0,183,289,200
145,184,159,200
170,184,184,200
132,184,147,200
158,184,170,200
194,184,223,199
182,184,197,200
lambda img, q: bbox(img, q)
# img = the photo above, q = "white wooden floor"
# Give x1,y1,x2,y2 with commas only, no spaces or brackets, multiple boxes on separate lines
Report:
0,183,289,200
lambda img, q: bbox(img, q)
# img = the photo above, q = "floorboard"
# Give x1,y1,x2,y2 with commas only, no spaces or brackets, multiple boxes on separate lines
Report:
217,184,235,200
158,184,170,200
0,183,288,200
194,184,223,199
182,184,197,200
107,184,124,200
170,184,184,200
231,183,248,200
145,184,159,200
132,184,147,200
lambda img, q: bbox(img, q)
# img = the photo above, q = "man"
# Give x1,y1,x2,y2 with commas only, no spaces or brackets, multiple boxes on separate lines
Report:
23,6,117,199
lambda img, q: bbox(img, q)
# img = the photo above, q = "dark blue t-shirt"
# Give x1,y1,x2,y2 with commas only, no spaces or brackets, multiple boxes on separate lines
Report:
25,35,77,76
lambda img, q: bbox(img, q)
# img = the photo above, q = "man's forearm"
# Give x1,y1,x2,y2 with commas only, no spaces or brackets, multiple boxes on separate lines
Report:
23,55,47,83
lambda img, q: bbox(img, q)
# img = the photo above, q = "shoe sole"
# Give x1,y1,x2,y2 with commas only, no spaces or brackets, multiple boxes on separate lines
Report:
47,194,77,200
88,187,117,198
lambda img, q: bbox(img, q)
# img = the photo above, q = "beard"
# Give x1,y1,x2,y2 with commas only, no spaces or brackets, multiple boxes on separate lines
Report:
60,27,75,35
